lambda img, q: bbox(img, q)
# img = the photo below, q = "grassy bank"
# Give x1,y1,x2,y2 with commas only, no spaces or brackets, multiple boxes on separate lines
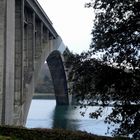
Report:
0,126,130,140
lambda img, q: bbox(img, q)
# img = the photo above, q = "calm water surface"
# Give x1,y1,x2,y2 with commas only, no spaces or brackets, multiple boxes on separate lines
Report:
26,99,118,136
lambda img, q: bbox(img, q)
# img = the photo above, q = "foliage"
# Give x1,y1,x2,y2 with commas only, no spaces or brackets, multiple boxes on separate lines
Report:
86,0,140,69
67,53,140,139
67,0,140,139
0,125,128,140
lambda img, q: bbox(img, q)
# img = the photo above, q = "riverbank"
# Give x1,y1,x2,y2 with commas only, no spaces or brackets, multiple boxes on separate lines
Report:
0,126,129,140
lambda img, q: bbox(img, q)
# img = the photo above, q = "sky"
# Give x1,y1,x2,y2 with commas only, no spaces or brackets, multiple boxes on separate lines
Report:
37,0,94,54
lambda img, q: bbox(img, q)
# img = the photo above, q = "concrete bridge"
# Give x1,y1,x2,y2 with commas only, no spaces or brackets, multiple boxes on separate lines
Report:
0,0,70,126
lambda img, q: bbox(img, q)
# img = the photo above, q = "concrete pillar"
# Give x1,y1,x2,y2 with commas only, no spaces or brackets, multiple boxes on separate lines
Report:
35,20,42,60
27,12,34,73
0,0,6,124
49,37,54,52
0,0,15,125
14,0,24,125
34,20,45,87
24,7,34,84
33,12,36,70
41,22,44,50
22,6,35,125
43,29,50,53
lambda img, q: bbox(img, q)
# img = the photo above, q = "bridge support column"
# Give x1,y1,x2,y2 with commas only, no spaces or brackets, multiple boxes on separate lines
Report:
0,0,5,124
14,0,25,125
0,0,15,125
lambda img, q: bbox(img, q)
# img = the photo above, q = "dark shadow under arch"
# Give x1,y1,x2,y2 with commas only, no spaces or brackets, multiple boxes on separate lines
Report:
47,50,69,105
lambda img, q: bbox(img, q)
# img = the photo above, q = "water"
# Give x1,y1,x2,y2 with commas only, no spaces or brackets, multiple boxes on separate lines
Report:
26,99,118,136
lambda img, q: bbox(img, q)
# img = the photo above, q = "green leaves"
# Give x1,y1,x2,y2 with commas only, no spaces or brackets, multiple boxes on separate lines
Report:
66,0,140,138
88,0,140,69
68,51,140,138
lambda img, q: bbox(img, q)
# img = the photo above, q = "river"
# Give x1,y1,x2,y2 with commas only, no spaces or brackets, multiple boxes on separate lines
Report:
26,99,118,136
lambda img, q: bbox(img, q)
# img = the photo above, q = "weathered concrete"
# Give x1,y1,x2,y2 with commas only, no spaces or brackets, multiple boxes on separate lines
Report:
0,0,5,124
0,0,69,126
0,0,15,125
47,51,69,105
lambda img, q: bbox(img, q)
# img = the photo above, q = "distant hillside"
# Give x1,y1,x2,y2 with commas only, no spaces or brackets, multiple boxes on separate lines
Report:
35,63,54,94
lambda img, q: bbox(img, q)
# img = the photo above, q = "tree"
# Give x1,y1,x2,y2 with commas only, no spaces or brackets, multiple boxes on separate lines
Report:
68,0,140,139
86,0,140,69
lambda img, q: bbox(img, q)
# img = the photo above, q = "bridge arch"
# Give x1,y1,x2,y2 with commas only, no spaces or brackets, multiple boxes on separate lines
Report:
47,50,69,105
24,37,70,125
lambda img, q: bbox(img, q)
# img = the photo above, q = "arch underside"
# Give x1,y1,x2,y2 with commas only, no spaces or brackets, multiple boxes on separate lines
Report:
47,51,69,105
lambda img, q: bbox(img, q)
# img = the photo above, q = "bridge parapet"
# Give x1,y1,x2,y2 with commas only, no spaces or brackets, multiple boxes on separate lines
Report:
0,0,69,126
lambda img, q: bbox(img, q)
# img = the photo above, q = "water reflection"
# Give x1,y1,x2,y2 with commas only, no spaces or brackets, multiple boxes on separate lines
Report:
52,106,69,129
52,105,79,130
26,99,118,136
